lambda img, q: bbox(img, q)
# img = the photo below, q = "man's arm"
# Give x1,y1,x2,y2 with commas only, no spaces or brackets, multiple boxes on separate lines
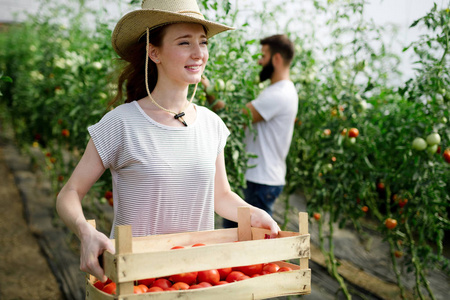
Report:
244,102,264,123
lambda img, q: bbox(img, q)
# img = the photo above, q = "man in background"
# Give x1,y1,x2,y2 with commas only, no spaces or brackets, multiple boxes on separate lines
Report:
204,34,298,228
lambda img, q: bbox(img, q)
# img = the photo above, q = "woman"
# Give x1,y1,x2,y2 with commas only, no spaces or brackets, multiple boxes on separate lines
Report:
56,0,280,283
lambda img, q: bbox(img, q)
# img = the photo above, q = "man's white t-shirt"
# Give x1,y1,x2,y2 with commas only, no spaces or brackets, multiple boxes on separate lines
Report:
88,101,229,238
245,80,298,186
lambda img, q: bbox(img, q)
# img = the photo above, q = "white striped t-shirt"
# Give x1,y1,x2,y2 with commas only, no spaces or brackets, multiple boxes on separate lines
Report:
88,101,230,238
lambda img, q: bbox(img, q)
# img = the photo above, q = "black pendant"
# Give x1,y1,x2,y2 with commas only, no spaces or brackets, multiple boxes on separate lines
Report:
174,112,185,119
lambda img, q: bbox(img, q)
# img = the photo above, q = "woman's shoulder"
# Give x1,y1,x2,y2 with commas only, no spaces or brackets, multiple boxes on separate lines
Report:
102,102,138,119
196,105,224,123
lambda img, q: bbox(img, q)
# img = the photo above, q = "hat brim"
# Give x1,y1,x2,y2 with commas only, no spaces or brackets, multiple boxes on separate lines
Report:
112,9,235,61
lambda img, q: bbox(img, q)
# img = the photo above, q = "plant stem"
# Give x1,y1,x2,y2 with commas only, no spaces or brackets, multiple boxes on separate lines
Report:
387,237,407,299
326,210,352,300
419,268,436,300
404,221,427,300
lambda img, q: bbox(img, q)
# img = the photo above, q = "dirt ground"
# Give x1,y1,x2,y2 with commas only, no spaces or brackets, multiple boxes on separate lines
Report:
0,145,63,300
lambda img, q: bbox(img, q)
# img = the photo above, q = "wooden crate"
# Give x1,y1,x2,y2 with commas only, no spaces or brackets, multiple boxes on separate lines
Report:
86,207,311,299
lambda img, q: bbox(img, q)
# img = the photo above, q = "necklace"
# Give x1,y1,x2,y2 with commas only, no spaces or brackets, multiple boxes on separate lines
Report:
144,27,198,127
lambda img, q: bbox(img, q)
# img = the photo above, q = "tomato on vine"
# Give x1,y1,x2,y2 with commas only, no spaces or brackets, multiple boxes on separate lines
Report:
348,128,359,138
443,149,450,163
384,218,398,230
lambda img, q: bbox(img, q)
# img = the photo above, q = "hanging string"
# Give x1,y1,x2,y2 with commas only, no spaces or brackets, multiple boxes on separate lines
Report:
144,27,198,126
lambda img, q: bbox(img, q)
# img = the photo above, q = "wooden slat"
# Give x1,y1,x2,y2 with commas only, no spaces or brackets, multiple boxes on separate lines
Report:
238,206,252,241
109,228,238,253
251,227,299,240
298,212,309,270
116,269,311,300
115,225,134,295
86,220,97,284
110,234,310,282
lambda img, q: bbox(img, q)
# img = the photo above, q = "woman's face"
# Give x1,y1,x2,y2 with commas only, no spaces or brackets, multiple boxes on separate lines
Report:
154,23,209,87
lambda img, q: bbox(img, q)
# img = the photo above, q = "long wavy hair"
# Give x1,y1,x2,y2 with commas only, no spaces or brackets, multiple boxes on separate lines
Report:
110,25,168,106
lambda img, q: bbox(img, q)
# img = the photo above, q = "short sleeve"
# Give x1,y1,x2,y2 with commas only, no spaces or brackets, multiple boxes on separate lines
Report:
87,111,124,170
251,86,285,121
217,119,230,155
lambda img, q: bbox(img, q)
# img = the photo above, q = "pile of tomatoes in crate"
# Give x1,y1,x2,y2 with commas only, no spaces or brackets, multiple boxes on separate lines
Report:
93,243,293,295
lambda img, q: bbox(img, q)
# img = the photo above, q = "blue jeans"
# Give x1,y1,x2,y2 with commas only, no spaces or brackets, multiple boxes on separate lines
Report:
222,181,284,228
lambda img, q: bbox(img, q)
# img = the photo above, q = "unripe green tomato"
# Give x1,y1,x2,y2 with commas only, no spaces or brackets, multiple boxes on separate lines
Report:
426,133,441,146
216,79,225,91
206,84,215,95
349,137,356,144
412,137,427,151
226,81,236,92
323,163,333,172
426,144,438,155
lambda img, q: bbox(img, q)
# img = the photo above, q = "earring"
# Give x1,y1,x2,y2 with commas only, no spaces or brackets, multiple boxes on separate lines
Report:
155,59,159,63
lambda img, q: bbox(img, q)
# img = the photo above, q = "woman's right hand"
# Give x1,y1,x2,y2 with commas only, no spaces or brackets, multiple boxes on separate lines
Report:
79,221,115,282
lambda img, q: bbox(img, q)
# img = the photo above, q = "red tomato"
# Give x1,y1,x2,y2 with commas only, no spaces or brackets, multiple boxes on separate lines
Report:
313,213,321,221
137,278,155,287
137,284,148,293
260,270,271,275
198,282,213,287
189,284,203,289
172,282,190,290
385,218,398,230
102,282,116,295
233,264,263,277
93,280,104,290
215,281,229,286
394,251,403,258
192,243,206,247
151,278,172,290
171,246,184,250
278,267,293,272
443,149,450,163
236,275,250,281
398,198,408,208
170,272,198,285
197,269,220,285
348,128,359,138
148,286,164,292
164,287,177,291
104,191,113,199
362,206,369,213
263,263,280,273
134,286,144,294
226,271,245,282
217,267,232,280
251,274,261,278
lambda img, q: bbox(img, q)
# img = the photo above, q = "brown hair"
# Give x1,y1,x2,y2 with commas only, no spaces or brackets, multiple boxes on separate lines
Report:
110,25,168,106
260,34,294,66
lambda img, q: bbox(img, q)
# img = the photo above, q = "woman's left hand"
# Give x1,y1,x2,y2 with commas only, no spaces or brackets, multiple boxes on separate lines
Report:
250,208,281,238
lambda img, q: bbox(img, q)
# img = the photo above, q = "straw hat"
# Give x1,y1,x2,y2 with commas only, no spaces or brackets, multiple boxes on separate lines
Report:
112,0,235,61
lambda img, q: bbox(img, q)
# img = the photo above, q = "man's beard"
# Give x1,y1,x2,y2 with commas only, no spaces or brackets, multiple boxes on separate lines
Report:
259,58,274,82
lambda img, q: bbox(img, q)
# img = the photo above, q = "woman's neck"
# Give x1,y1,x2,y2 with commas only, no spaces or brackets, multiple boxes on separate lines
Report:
150,81,190,112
